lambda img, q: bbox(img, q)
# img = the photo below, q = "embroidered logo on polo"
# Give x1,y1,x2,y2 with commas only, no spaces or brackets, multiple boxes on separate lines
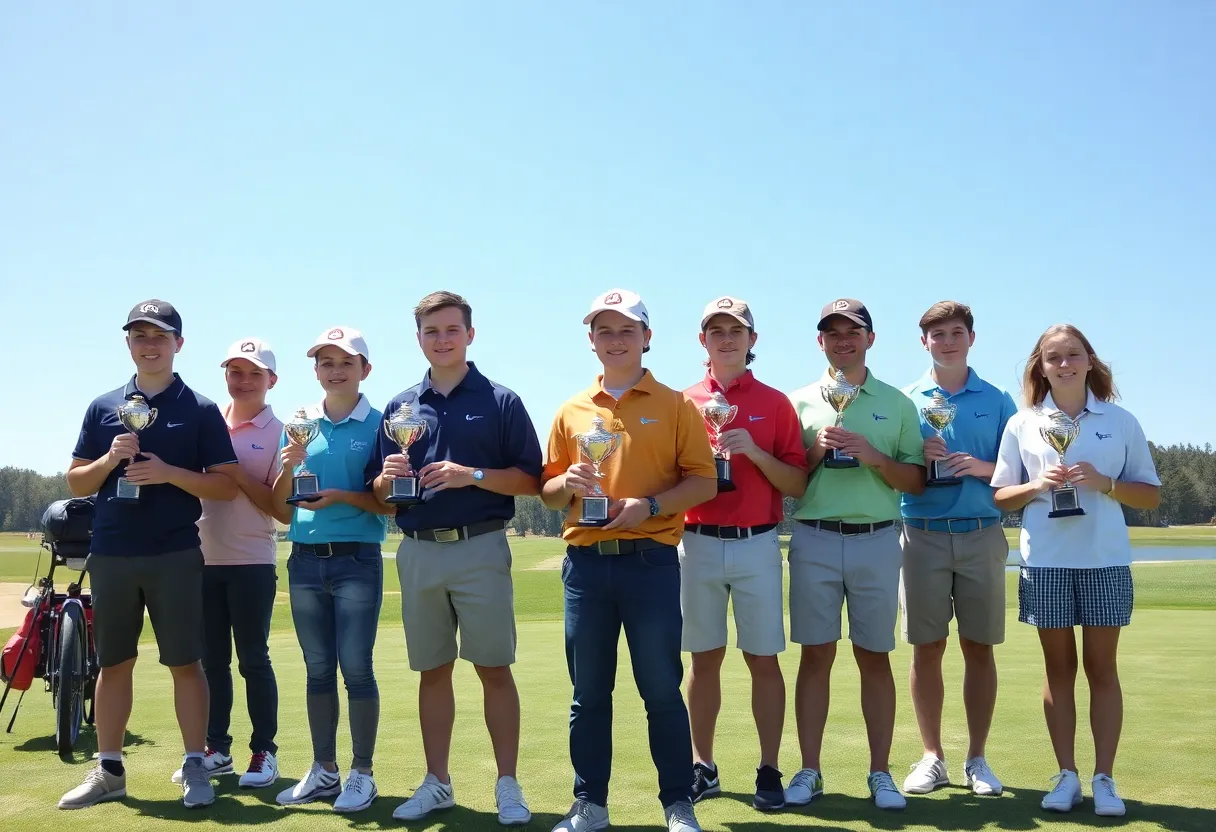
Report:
167,422,184,428
350,439,369,452
640,417,659,424
749,415,765,421
1096,431,1112,440
252,444,266,450
465,414,484,421
872,413,888,421
974,412,989,418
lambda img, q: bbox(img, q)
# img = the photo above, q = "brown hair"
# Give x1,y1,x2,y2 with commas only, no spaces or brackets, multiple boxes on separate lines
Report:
1022,323,1118,407
918,300,974,333
414,290,472,330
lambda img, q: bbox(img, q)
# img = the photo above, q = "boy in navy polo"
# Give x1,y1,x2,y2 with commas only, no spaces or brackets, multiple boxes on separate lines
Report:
59,300,240,811
272,326,391,814
368,291,543,826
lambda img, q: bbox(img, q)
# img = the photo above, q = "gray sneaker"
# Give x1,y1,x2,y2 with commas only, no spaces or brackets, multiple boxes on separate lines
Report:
664,800,702,832
181,757,216,808
59,765,127,810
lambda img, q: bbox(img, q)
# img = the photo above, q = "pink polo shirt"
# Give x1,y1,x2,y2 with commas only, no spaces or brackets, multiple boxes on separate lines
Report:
198,404,283,566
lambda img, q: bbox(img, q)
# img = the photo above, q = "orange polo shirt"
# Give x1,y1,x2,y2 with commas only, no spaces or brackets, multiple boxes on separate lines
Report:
543,369,717,547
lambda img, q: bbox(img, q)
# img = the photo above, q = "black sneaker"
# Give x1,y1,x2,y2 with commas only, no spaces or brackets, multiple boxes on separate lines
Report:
754,765,785,811
691,762,720,803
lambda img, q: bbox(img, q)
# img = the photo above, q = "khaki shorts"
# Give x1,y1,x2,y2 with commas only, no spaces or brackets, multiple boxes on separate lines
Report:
395,530,516,672
899,522,1008,645
678,528,785,656
788,522,901,653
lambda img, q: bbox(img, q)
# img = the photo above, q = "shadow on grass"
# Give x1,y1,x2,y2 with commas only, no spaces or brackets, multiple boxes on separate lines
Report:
13,729,152,764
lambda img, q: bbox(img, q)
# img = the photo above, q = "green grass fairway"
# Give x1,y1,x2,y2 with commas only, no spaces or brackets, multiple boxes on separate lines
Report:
1,533,1214,830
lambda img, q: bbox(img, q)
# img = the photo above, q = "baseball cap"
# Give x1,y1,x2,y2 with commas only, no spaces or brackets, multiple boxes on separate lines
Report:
124,299,182,334
583,289,649,327
221,338,276,373
307,326,370,361
818,298,873,331
701,296,754,330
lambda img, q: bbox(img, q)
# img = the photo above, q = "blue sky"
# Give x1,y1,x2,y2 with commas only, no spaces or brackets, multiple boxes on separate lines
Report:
3,2,1213,476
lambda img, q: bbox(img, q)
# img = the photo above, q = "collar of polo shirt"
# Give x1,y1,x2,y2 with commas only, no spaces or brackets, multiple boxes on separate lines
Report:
586,367,662,400
913,367,986,396
224,402,277,429
419,361,491,397
1041,388,1105,416
306,394,372,424
124,373,186,401
702,369,755,394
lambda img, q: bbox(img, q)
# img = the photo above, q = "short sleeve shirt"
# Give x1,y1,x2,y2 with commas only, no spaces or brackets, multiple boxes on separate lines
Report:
72,374,238,557
788,369,926,524
991,390,1160,569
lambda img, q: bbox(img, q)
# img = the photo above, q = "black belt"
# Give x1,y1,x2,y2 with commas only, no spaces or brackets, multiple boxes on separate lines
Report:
687,523,777,540
405,519,506,544
572,538,671,556
291,541,368,558
798,519,894,536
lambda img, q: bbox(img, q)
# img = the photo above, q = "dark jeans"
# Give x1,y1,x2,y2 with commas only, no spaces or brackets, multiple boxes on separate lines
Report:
202,563,279,756
563,544,693,808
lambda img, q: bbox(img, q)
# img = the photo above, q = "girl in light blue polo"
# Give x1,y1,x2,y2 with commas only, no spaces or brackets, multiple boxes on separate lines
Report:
270,326,391,814
992,324,1160,819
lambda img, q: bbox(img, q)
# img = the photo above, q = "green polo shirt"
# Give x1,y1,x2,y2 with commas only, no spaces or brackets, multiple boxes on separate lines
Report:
789,369,926,524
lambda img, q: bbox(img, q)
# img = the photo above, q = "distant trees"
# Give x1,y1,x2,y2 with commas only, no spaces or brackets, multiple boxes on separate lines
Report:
0,467,72,532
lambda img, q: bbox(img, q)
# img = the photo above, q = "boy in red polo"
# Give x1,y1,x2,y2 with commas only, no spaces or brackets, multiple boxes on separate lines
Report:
680,297,809,811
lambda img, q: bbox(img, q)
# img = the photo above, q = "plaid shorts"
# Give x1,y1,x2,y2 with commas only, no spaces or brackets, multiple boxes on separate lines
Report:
1018,566,1134,629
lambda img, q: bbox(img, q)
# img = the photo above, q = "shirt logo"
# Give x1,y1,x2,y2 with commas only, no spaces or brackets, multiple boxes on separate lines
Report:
327,328,344,340
350,439,369,452
749,415,765,421
975,412,989,418
140,302,160,314
167,422,184,428
465,414,484,421
241,341,256,352
872,413,887,421
640,417,659,424
252,443,265,450
1096,431,1112,440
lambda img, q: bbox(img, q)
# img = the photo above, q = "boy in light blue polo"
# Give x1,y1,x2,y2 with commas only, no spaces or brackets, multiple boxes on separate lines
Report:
898,302,1017,800
271,326,391,814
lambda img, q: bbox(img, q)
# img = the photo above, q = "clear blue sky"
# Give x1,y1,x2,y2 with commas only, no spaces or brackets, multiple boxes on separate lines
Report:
3,2,1213,476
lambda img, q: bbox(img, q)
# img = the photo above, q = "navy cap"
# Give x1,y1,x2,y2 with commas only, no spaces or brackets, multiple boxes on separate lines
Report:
124,299,182,334
817,298,873,331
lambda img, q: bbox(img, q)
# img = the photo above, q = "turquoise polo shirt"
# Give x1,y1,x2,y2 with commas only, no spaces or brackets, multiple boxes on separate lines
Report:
281,394,387,544
900,368,1018,521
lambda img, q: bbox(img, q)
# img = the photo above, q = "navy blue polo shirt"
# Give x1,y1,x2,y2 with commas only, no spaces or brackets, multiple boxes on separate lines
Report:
72,374,238,557
366,363,543,533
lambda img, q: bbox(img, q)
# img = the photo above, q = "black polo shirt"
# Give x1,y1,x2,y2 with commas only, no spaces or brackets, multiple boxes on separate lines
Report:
366,362,543,533
72,374,238,557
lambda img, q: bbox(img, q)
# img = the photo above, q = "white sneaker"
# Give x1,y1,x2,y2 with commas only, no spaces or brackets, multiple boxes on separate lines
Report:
963,756,1003,796
334,770,377,813
171,748,233,784
868,771,907,810
1092,774,1126,817
496,775,532,826
239,752,279,788
903,754,949,794
551,800,610,832
1040,769,1082,812
664,800,702,832
393,773,455,821
784,768,824,806
276,761,342,805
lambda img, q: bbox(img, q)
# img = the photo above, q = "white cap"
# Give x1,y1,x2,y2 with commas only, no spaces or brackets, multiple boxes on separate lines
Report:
307,326,370,361
221,338,277,373
583,288,649,327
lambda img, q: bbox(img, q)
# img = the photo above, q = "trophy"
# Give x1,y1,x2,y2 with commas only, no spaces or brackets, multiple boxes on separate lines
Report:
574,415,622,526
114,394,158,502
383,402,428,505
1040,409,1085,518
820,368,861,468
700,391,738,492
922,391,962,488
284,408,322,505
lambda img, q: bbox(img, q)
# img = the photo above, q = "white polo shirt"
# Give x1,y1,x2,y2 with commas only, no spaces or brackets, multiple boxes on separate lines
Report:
991,390,1160,569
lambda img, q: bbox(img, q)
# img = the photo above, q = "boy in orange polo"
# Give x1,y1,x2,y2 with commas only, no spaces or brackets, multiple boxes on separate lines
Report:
541,289,718,832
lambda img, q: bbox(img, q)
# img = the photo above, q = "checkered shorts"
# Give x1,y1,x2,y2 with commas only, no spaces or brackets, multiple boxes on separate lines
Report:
1018,566,1134,629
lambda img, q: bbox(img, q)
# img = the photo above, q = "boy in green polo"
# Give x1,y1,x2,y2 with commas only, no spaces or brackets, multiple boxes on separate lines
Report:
783,299,925,812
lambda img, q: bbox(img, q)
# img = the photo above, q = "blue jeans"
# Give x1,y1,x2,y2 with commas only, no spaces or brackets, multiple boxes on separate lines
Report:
287,543,383,768
563,544,693,808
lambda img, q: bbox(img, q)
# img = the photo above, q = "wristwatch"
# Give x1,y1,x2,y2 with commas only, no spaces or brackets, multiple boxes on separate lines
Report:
646,496,660,516
473,469,485,482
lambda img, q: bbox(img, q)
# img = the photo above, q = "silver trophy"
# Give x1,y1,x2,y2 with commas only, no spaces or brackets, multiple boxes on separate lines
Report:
575,415,622,526
1040,409,1085,518
922,391,962,488
384,402,428,505
114,394,158,502
284,408,322,505
820,368,861,468
700,391,739,492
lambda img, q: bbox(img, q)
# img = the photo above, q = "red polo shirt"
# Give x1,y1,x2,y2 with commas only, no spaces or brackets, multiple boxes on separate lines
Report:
683,370,808,528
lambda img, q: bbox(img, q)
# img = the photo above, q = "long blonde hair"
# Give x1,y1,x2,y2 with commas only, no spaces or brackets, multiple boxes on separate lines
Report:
1022,323,1118,407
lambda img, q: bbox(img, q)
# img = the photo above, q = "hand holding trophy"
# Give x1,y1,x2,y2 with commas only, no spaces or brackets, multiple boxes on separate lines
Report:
922,391,962,488
574,415,622,526
820,368,861,468
114,394,158,503
383,402,428,505
1040,409,1085,518
284,408,322,505
700,391,739,492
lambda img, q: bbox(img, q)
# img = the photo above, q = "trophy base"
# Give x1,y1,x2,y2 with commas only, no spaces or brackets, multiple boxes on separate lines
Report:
823,449,859,469
577,495,611,527
114,477,141,503
925,459,963,488
715,457,736,492
286,475,321,506
1048,486,1085,519
386,477,422,506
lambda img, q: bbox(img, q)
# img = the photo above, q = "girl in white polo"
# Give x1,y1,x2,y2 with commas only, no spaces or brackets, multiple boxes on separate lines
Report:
991,324,1160,819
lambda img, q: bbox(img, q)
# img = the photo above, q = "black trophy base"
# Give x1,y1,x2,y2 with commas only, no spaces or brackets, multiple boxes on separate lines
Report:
577,495,611,527
114,477,141,504
386,477,422,506
925,459,963,488
1048,486,1085,519
715,457,736,492
286,475,321,505
823,448,860,469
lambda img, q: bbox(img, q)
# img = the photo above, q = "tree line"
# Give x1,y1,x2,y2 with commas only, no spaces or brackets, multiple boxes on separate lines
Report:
0,441,1212,534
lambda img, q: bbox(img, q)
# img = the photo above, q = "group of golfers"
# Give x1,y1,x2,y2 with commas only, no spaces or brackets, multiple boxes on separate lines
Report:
56,289,1160,828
